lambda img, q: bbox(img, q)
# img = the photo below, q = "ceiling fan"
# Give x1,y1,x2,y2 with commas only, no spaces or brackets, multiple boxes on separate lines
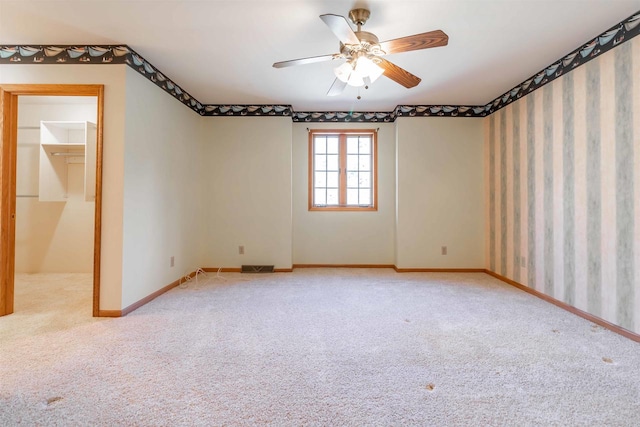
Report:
273,8,449,96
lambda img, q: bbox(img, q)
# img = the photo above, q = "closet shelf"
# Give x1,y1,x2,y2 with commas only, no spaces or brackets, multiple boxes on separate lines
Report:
42,143,85,155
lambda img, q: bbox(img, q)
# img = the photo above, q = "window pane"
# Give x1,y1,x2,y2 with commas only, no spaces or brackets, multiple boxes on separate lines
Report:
314,154,326,171
359,189,371,205
347,154,358,171
314,172,326,187
327,172,339,188
309,130,375,210
359,138,371,154
327,137,339,154
315,138,326,154
347,137,359,154
347,171,358,187
315,189,326,205
327,154,339,171
347,188,358,205
359,172,371,187
359,155,370,171
327,189,339,205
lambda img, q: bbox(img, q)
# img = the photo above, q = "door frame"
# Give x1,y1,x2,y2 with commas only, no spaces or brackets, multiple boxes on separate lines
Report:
0,84,104,317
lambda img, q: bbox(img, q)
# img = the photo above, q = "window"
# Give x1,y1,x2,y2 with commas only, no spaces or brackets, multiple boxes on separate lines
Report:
309,129,377,211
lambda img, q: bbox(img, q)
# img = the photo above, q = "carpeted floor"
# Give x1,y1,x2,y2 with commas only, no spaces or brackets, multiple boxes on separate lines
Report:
2,273,98,341
1,269,639,426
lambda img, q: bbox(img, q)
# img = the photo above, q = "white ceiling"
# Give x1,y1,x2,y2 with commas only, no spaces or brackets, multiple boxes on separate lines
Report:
1,0,639,112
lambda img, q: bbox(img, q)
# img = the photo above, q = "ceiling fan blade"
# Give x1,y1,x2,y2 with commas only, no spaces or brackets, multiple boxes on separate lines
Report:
379,30,448,55
320,14,360,45
273,53,337,68
378,58,421,88
327,78,347,96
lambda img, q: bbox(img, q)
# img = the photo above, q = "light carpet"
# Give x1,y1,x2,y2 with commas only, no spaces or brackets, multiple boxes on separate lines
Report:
1,269,639,426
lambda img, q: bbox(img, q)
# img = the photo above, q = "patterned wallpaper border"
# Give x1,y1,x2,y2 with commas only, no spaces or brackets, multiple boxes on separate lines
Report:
291,105,486,122
1,10,638,122
0,44,206,115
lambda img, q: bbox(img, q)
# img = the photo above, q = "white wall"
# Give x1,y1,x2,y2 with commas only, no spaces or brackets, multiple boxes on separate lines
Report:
1,64,488,311
201,117,292,269
292,122,396,265
16,100,96,273
121,67,204,308
0,64,127,310
396,117,485,268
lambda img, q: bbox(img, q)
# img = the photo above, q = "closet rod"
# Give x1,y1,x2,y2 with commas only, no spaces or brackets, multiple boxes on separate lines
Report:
17,195,38,198
50,152,83,157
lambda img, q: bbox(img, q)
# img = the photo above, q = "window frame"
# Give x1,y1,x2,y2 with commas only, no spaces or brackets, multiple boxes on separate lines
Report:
308,129,378,212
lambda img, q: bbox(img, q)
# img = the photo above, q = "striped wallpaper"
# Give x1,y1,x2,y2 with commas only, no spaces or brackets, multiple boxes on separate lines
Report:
485,36,640,334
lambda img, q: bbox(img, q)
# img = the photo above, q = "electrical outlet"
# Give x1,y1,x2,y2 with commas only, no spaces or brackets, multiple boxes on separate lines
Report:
239,245,245,255
170,256,174,267
441,246,447,255
521,256,526,268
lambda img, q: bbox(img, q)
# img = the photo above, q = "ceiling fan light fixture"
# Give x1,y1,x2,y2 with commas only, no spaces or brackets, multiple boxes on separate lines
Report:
355,56,384,83
334,56,383,89
334,61,354,83
334,62,365,87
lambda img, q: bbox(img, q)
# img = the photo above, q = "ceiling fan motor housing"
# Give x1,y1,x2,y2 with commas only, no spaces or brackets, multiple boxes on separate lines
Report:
343,31,384,61
354,31,379,46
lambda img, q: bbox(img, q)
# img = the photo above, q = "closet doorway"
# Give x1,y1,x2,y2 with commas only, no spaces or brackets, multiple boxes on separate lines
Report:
0,85,104,317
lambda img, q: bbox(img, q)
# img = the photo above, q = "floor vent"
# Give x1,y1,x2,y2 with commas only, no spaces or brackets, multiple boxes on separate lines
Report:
241,265,275,273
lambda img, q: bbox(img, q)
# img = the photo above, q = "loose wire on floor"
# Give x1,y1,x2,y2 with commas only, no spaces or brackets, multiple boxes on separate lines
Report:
178,267,255,289
178,267,219,289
